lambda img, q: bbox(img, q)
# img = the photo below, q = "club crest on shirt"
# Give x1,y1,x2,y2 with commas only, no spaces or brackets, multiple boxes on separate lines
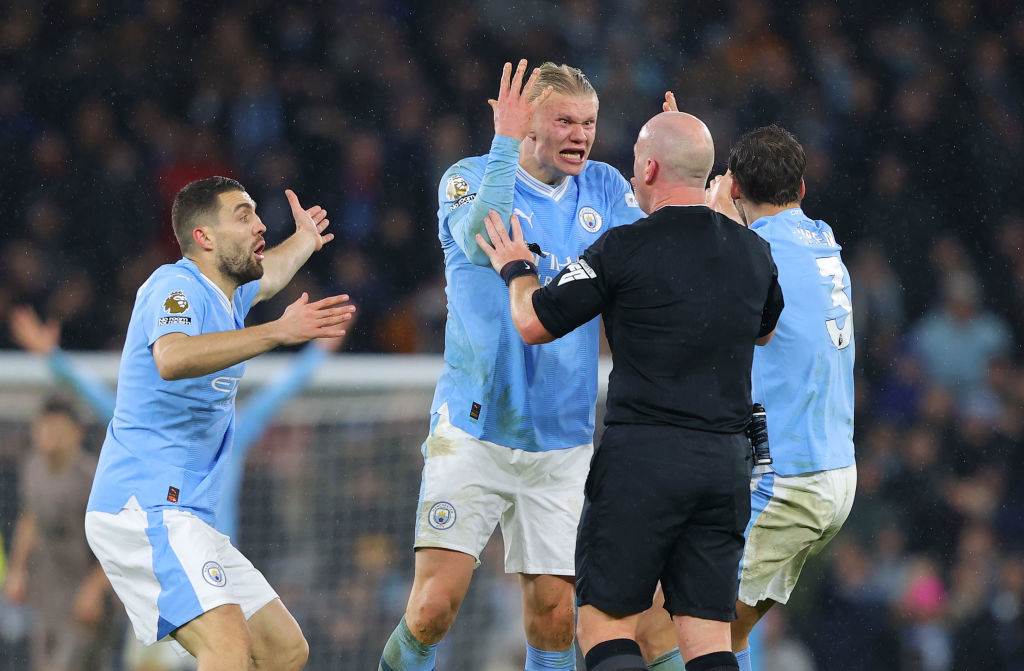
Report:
578,206,603,233
202,561,227,587
445,174,470,201
163,290,190,314
428,501,456,530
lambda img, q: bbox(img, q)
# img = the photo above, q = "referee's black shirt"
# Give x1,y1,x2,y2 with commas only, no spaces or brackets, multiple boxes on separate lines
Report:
532,204,784,434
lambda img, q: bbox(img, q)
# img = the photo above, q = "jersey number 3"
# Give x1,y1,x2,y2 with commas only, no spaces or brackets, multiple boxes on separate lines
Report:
816,256,853,350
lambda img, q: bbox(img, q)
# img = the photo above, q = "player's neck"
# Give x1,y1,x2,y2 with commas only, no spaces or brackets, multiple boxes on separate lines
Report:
188,255,240,301
743,201,801,226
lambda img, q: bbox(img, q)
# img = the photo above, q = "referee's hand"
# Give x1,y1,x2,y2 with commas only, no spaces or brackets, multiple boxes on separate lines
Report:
476,210,534,274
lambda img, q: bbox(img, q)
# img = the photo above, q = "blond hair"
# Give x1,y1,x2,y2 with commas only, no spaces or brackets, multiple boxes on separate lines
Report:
529,62,596,102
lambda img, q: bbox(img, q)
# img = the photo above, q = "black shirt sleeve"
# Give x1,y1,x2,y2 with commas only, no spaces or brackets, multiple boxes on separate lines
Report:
532,229,617,338
759,259,784,337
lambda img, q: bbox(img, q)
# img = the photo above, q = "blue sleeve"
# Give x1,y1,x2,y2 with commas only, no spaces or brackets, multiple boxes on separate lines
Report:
143,273,206,345
441,135,521,266
234,343,328,451
218,343,330,540
48,348,116,422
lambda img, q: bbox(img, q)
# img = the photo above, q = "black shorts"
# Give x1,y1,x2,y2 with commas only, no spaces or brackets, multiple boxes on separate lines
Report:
575,423,752,621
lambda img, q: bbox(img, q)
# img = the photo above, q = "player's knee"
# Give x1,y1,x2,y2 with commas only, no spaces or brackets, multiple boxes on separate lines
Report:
196,637,252,671
280,633,309,671
405,592,459,644
525,598,575,649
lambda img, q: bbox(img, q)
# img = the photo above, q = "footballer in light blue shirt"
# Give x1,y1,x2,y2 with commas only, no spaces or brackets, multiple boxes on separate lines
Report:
85,177,353,664
732,129,856,671
641,125,856,671
380,61,645,671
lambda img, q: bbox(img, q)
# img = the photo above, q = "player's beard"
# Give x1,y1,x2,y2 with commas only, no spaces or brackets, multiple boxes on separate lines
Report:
218,243,264,285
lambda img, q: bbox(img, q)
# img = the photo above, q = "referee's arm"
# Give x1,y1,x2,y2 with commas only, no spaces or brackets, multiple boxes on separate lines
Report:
508,275,554,344
476,210,555,345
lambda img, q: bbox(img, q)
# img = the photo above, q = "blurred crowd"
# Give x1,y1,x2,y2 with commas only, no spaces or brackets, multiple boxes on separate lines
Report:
2,0,1024,668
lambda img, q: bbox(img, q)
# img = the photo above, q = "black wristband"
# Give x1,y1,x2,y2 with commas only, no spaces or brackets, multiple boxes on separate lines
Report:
499,259,539,286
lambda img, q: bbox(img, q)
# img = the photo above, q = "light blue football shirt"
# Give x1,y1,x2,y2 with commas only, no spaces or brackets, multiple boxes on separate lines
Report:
749,208,855,475
87,258,260,524
432,135,643,451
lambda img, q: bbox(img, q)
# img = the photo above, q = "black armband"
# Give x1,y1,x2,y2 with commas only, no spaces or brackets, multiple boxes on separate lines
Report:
499,259,539,286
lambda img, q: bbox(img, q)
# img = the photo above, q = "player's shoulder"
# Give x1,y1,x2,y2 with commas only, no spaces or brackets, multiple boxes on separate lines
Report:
579,159,628,186
439,155,487,207
440,154,487,185
139,260,205,305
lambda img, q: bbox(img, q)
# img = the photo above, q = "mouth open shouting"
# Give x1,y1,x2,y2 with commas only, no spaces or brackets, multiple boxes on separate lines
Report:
559,148,587,166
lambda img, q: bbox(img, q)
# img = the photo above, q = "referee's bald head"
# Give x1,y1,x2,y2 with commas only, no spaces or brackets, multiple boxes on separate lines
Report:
632,111,714,213
637,112,715,188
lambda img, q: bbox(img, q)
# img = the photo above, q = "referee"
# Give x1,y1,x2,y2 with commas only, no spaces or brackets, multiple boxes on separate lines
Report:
476,111,784,671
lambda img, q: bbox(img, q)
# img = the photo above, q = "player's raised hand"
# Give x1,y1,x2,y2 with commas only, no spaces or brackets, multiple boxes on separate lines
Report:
9,305,60,355
275,292,356,346
285,189,334,251
663,91,678,113
488,59,554,141
476,210,533,274
706,171,744,225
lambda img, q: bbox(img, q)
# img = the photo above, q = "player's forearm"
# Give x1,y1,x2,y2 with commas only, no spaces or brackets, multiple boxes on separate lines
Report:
7,515,37,572
509,276,553,344
153,324,283,380
461,136,521,266
256,232,318,302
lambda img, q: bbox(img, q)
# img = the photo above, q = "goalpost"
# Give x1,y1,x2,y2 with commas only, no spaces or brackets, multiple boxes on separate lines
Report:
0,351,609,670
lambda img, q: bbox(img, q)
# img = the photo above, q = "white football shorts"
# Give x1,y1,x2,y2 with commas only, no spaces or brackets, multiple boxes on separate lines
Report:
738,464,857,606
85,496,278,648
414,404,592,575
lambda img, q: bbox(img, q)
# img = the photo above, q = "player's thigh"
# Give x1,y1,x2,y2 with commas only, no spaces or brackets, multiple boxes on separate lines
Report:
407,547,477,623
519,573,575,615
660,431,751,623
215,535,279,623
738,466,854,606
415,408,511,562
171,603,250,662
247,598,307,665
501,442,591,575
576,427,692,616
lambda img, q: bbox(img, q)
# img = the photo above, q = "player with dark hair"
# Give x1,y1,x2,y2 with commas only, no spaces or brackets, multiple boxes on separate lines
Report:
637,123,856,671
84,176,355,671
477,110,784,671
378,60,644,671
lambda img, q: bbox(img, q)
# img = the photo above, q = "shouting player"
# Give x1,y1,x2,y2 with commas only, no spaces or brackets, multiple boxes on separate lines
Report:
85,177,354,671
378,60,644,670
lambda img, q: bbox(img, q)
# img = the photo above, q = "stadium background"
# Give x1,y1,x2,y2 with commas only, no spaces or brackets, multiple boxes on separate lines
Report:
1,0,1023,669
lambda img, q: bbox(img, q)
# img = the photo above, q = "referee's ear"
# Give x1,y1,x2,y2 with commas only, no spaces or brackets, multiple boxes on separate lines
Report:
642,158,658,185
